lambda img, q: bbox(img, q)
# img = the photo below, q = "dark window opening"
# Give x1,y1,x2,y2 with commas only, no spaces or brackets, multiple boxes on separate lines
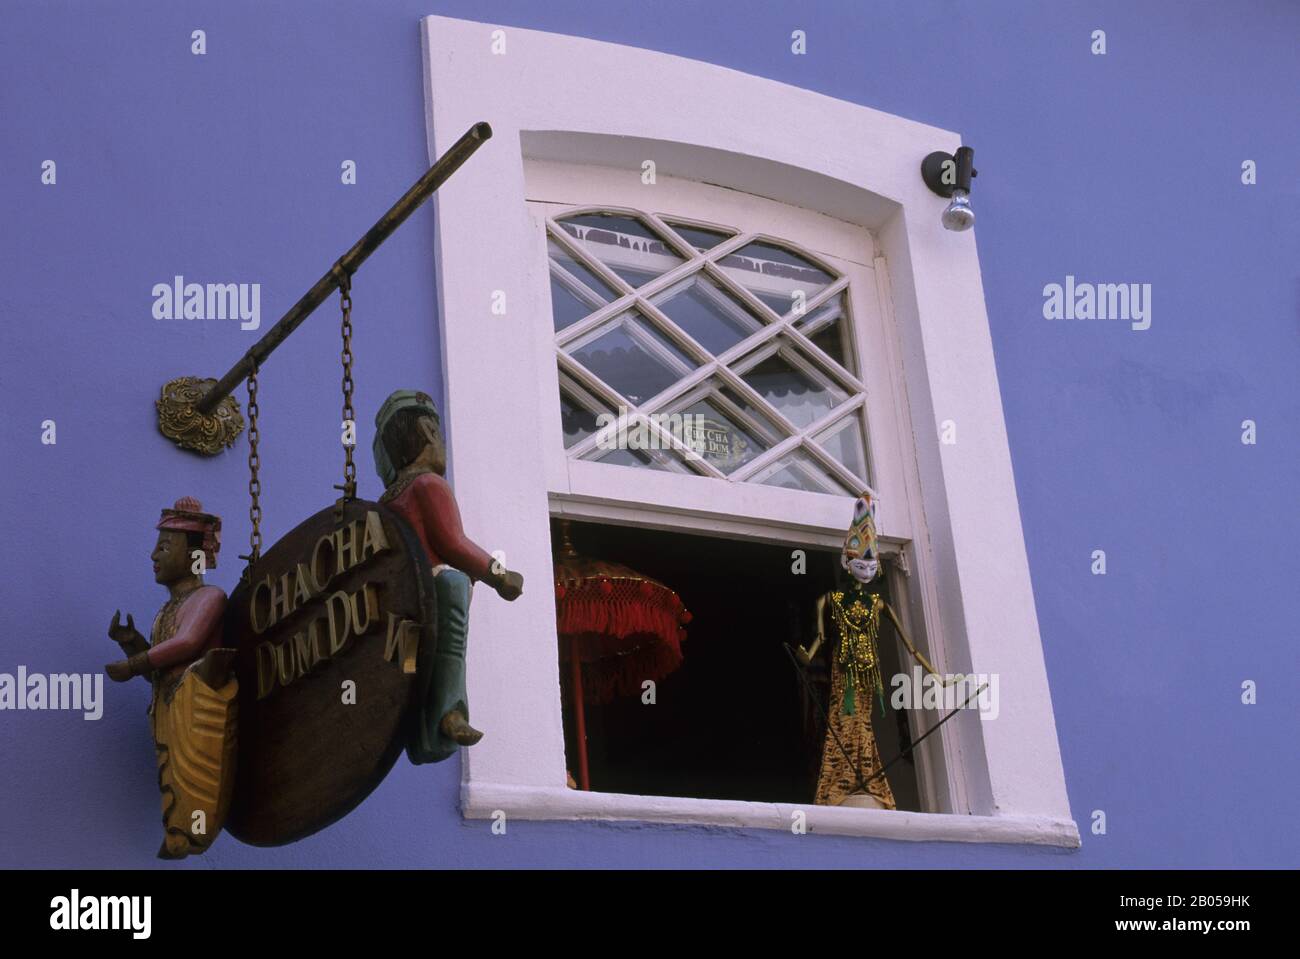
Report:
553,519,923,810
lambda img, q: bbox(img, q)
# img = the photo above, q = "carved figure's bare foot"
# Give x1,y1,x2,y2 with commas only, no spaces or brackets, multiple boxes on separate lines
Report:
439,710,484,746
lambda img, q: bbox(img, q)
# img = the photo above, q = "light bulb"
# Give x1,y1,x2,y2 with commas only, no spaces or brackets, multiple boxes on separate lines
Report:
941,189,975,232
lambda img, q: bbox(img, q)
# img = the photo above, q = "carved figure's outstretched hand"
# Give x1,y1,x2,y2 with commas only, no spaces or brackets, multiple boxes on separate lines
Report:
494,569,524,602
108,610,148,656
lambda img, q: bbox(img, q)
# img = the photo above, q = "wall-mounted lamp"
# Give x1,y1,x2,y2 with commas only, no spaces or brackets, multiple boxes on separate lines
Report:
921,146,977,232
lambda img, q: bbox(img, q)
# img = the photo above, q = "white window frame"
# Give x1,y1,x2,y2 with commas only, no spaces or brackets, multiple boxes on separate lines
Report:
421,15,1079,847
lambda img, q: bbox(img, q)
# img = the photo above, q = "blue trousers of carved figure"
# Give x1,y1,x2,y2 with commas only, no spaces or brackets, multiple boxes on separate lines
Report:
407,567,472,765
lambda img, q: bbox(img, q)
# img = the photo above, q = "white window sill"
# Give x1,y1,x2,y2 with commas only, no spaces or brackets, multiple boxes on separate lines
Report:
463,782,1082,848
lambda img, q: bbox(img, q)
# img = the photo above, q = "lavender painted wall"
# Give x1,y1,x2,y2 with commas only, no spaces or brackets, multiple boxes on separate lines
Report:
2,0,1296,868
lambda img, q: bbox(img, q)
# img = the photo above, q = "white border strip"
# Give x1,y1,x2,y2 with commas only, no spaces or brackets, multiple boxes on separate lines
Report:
464,782,1082,847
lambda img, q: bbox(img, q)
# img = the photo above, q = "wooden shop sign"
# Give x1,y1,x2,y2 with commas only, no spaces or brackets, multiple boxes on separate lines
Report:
224,499,433,846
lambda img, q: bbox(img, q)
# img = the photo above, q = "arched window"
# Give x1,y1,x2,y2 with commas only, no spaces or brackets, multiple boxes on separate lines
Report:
423,14,1078,848
550,210,871,494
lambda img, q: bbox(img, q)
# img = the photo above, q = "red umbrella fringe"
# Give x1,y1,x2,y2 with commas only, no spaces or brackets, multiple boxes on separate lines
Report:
564,637,683,705
556,579,690,705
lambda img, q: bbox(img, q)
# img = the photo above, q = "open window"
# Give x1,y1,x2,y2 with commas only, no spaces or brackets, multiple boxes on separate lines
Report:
554,519,934,813
421,15,1078,846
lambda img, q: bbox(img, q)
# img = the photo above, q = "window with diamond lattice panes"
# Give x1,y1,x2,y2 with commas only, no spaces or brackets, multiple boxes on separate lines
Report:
547,210,872,494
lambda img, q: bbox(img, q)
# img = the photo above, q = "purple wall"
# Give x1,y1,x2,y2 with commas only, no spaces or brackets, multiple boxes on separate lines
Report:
2,0,1296,868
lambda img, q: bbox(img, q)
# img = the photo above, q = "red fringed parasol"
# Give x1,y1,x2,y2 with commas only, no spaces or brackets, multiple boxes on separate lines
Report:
553,520,692,790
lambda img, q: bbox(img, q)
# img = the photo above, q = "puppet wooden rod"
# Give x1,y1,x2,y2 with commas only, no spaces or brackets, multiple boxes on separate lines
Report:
156,121,493,455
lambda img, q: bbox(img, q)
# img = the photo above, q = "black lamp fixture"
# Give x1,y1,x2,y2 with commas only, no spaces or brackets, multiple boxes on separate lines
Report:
921,146,977,232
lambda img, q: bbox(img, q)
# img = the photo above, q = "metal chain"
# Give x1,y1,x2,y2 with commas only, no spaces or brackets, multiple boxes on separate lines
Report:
338,271,357,502
243,363,262,567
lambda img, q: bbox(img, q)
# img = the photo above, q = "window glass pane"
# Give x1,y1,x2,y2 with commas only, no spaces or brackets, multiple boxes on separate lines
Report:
718,240,836,318
550,277,598,332
752,448,853,495
557,213,685,289
559,390,602,449
673,397,769,473
739,349,846,429
651,274,763,357
549,240,620,332
808,323,855,375
714,385,783,442
796,293,855,375
815,414,869,484
662,220,735,252
567,310,699,406
550,239,618,298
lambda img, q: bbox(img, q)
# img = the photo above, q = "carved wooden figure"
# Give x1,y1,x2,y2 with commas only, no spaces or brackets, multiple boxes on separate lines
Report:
106,497,238,859
372,389,525,764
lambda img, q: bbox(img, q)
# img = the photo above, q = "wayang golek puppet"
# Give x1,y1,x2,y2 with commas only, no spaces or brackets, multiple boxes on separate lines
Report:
372,389,525,762
105,498,238,858
797,492,958,809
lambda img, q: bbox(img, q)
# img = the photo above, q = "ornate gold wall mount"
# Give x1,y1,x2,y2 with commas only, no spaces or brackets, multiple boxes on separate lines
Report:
156,376,245,455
